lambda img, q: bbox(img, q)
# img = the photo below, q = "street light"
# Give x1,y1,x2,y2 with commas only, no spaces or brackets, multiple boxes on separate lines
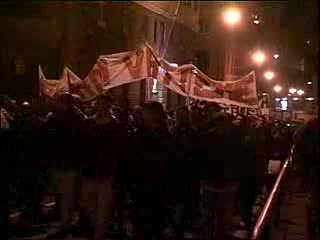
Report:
223,8,241,26
305,97,313,101
264,71,275,80
306,81,312,85
273,54,280,59
297,89,304,96
289,88,297,94
305,97,314,101
273,85,282,93
252,51,266,65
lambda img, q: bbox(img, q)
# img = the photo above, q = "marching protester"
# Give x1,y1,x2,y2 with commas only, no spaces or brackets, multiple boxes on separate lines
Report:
45,92,87,239
5,92,298,240
293,118,319,239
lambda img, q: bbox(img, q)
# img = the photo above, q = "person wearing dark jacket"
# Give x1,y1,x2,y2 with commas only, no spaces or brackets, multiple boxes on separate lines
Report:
46,92,86,239
293,118,319,239
87,95,123,240
133,101,174,240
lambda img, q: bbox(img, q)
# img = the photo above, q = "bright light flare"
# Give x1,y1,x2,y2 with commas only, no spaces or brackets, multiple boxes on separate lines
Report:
264,71,275,80
252,51,266,65
306,81,312,85
223,8,241,26
273,54,280,59
273,85,282,93
297,89,304,96
292,97,299,101
289,88,297,94
305,97,314,101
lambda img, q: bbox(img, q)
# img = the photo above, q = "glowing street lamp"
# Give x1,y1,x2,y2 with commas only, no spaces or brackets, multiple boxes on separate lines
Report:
305,97,314,101
252,51,266,65
297,89,304,96
264,71,275,80
273,54,280,59
289,88,297,94
273,85,282,93
306,81,312,85
223,8,241,26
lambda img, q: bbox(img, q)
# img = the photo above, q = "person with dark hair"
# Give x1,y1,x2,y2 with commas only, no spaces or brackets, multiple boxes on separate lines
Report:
45,92,87,239
293,118,319,239
132,101,174,239
82,94,123,240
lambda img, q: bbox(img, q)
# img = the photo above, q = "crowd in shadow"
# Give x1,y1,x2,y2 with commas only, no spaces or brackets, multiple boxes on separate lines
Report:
1,92,316,240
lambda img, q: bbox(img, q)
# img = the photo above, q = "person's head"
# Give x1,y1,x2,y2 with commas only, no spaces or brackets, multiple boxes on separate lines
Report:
95,94,112,115
232,115,243,126
274,120,280,128
175,106,190,128
111,106,126,124
142,101,166,131
55,92,75,113
255,117,264,128
132,105,143,125
20,101,32,116
247,116,257,128
190,105,202,126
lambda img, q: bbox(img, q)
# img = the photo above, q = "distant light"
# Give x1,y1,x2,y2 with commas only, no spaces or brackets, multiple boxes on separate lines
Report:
273,54,280,59
306,40,311,45
292,97,299,101
223,8,242,26
275,98,281,102
287,123,291,127
306,81,312,85
264,71,275,80
305,97,314,101
253,20,260,24
289,88,297,94
274,85,282,93
288,94,292,96
262,92,267,96
297,89,304,96
152,78,158,94
282,97,287,101
280,100,288,110
252,51,266,65
169,63,178,68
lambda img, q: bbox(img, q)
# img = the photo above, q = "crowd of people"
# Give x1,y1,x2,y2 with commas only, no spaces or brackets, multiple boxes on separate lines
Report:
1,92,316,240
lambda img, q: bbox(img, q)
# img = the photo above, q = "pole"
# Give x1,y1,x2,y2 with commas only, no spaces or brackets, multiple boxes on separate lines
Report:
161,1,181,58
